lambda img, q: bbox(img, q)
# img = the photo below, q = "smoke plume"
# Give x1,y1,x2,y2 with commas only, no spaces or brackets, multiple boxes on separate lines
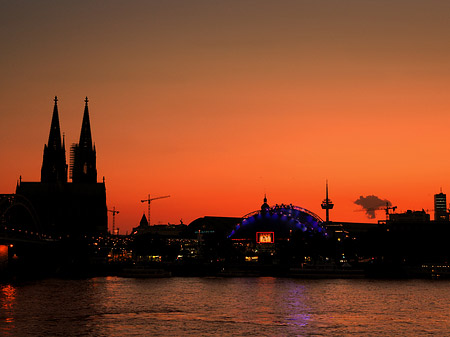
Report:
354,195,391,219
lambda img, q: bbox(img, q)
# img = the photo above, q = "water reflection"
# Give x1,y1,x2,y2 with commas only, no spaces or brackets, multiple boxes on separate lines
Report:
283,281,311,329
0,278,449,336
0,284,16,331
249,277,312,331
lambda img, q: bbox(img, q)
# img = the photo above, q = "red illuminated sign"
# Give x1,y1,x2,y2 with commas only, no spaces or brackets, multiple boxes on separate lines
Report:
256,232,274,243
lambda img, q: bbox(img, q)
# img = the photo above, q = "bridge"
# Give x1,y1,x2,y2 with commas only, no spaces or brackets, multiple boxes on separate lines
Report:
0,194,112,279
0,194,56,245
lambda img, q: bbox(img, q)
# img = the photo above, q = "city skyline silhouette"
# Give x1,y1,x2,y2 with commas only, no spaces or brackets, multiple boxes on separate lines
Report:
2,4,450,337
1,1,450,233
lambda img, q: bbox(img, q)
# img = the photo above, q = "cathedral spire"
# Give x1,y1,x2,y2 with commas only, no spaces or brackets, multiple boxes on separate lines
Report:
48,96,62,150
70,97,97,183
79,96,93,150
41,96,67,183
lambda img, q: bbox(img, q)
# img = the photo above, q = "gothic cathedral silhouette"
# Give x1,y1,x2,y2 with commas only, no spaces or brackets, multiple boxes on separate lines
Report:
17,97,107,235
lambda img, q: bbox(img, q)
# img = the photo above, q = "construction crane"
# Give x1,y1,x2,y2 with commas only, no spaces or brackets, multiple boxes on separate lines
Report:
141,194,170,226
108,206,120,235
384,202,397,221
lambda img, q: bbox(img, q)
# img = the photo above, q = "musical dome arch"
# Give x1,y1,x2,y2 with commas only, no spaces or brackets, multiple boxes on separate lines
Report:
228,198,326,241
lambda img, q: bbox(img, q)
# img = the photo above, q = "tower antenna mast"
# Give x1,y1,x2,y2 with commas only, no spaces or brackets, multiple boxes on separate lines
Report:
321,180,334,223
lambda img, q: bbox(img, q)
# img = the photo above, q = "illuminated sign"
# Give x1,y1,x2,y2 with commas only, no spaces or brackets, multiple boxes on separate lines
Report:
245,256,258,262
256,232,274,243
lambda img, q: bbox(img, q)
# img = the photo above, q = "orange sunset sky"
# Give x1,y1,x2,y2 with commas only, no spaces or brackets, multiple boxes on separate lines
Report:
1,1,450,233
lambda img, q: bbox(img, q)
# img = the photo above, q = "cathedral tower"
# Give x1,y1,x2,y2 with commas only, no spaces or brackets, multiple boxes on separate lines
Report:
70,97,97,183
41,96,68,183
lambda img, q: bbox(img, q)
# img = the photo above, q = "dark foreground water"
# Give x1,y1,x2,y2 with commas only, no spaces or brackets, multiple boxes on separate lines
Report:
1,276,449,336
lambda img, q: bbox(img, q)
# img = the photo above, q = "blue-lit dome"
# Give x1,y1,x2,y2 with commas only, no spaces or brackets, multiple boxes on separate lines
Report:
229,198,326,240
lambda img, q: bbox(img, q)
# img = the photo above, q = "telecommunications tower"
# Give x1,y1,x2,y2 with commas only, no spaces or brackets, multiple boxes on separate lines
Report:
321,180,334,223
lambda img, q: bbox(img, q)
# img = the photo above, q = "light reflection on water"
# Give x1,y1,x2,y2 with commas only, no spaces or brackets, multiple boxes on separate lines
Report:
0,284,16,328
1,277,450,336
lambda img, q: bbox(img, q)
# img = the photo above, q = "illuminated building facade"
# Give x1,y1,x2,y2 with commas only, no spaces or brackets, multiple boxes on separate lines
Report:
228,197,327,264
229,197,326,240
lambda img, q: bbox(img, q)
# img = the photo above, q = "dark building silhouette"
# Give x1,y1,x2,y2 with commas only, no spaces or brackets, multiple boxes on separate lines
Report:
16,97,107,236
389,209,430,223
132,213,150,235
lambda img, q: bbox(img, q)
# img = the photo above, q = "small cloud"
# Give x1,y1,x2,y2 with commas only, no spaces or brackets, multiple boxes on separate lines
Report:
354,195,391,219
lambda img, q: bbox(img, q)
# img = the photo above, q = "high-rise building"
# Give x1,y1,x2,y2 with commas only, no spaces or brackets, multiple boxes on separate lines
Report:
434,191,449,221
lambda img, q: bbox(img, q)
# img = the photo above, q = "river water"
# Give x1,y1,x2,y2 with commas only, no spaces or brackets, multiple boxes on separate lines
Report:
1,276,449,336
